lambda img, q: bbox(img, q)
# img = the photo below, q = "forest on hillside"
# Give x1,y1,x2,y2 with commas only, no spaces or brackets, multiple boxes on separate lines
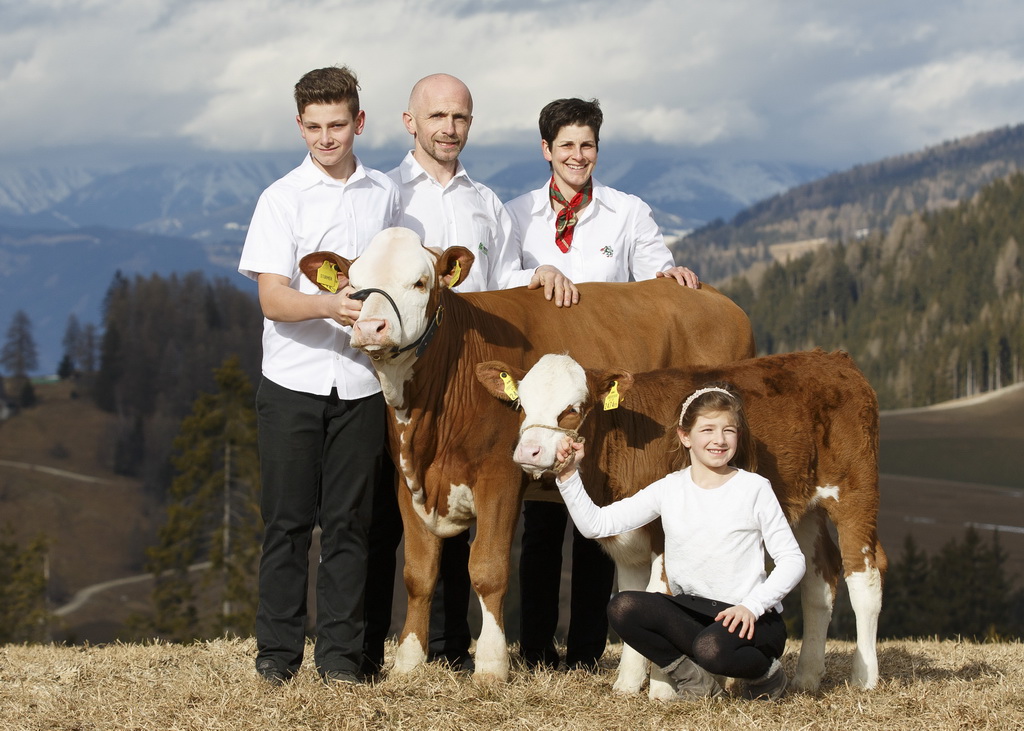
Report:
675,123,1024,282
720,172,1024,409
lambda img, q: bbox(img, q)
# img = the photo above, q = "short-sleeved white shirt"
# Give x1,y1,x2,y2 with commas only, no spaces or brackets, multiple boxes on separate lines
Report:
238,153,402,398
503,178,674,287
387,151,519,292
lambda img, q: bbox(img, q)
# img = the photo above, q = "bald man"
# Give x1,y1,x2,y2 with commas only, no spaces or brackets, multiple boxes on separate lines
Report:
389,73,577,300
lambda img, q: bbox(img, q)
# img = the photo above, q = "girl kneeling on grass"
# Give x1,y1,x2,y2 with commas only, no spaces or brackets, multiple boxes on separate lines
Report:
553,382,805,701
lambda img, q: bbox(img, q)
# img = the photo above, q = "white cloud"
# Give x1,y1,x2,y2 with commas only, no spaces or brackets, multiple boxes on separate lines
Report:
2,0,1024,168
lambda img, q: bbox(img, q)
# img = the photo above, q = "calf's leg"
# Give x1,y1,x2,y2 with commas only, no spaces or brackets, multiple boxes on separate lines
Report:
791,509,840,691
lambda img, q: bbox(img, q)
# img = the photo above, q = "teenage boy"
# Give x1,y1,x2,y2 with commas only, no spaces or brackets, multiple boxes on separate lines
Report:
238,65,401,685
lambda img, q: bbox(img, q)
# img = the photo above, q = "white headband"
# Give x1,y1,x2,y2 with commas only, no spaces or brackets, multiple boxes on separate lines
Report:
677,387,735,426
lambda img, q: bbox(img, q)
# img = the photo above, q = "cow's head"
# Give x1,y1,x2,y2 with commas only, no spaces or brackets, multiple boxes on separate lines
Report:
476,353,635,478
300,227,474,362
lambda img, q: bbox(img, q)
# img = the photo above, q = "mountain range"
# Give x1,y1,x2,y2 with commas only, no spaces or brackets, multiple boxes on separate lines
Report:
0,143,826,373
5,119,1024,374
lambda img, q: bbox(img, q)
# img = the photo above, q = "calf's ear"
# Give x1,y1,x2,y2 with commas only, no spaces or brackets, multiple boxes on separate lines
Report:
475,361,526,402
589,370,635,409
437,246,476,289
299,251,353,292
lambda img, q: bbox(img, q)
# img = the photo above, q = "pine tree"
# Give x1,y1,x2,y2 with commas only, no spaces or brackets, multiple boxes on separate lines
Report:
61,315,83,375
142,356,261,641
0,527,50,643
1,310,39,377
928,526,1014,639
879,534,933,638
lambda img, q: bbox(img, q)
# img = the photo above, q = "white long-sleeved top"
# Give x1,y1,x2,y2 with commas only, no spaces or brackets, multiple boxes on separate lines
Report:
502,178,675,288
555,467,806,617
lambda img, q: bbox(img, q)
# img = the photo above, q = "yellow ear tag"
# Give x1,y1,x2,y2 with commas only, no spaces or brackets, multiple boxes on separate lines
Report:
499,371,518,400
449,260,462,289
603,380,620,411
316,261,339,293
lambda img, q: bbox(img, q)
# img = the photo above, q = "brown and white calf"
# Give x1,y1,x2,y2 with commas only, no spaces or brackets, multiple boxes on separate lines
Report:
299,227,756,682
476,349,887,693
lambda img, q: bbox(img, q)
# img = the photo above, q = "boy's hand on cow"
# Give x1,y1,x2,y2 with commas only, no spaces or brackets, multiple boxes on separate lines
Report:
715,604,756,640
554,435,586,479
327,280,361,327
530,265,580,308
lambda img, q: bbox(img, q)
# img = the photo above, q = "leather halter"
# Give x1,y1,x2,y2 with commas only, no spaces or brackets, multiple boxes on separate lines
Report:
348,287,443,360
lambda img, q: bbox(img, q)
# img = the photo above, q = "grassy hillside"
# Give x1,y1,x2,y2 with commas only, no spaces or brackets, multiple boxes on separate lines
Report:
880,382,1024,489
0,379,157,603
1,638,1022,731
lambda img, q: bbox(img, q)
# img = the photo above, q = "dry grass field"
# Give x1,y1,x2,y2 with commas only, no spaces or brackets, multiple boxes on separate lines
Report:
2,638,1022,730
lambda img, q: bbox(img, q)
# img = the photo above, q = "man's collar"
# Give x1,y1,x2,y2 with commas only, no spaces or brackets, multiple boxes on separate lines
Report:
401,150,467,186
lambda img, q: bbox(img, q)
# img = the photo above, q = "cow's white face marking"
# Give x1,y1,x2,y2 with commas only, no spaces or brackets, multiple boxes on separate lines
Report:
347,227,437,407
513,354,589,474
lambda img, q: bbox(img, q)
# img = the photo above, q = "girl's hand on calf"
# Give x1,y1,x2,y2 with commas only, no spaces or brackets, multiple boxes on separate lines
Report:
555,436,586,480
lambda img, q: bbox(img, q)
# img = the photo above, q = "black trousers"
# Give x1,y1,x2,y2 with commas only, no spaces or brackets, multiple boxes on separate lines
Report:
518,500,616,667
608,590,787,678
254,378,385,677
362,452,472,673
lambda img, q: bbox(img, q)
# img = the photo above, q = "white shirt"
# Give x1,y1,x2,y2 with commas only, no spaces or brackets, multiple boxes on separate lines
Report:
503,178,675,287
387,151,520,293
556,467,806,617
238,153,402,397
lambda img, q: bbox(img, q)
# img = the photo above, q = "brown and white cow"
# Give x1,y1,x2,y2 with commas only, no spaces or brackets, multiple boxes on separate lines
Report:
476,349,887,692
299,227,755,682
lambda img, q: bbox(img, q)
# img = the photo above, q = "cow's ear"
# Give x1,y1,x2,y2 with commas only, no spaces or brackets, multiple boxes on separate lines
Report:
299,251,353,292
437,246,476,289
475,361,525,402
589,370,635,410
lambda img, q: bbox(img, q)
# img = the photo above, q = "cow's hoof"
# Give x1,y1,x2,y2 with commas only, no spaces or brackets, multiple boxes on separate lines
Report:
612,676,644,694
648,678,677,701
393,636,428,674
851,664,878,690
789,670,823,692
471,667,509,684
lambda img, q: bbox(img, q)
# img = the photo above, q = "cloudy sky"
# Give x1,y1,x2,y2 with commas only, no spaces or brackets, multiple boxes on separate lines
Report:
5,0,1024,170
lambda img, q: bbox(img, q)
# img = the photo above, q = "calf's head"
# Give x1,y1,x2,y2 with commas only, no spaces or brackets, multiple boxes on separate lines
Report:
476,353,634,478
300,226,474,360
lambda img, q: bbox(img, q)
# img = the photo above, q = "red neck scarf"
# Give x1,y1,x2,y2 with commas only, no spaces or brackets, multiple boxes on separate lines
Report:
549,176,593,253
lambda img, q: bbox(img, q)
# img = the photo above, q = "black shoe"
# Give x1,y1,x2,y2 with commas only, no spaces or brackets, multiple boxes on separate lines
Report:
522,647,560,671
256,660,289,686
429,651,474,672
359,657,384,682
321,669,362,686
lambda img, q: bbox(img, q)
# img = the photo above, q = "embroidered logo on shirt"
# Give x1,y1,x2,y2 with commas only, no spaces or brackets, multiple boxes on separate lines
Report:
600,245,614,258
478,242,488,256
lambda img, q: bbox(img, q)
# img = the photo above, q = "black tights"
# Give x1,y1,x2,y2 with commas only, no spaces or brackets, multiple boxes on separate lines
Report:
607,591,786,679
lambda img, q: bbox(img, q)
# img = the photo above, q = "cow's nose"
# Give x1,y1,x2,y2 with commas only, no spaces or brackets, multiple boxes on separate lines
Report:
514,440,544,465
353,318,389,342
